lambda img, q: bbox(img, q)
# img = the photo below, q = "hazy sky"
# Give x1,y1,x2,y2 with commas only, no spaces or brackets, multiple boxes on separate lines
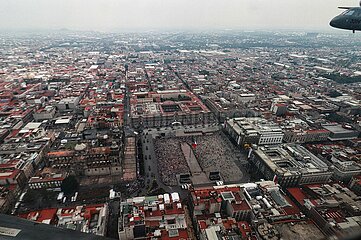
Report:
0,0,357,31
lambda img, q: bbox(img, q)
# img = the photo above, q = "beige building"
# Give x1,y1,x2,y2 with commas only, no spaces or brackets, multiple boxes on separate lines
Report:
250,144,332,188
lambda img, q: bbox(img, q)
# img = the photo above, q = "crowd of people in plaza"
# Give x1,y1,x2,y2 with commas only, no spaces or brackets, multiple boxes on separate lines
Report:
193,132,243,182
154,137,190,186
154,131,243,185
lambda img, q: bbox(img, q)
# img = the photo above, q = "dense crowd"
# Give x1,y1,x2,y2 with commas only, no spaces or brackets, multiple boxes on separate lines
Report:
154,138,190,186
154,131,243,185
194,132,243,182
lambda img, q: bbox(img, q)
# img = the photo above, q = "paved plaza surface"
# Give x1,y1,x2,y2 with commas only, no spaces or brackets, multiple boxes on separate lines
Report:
149,127,248,186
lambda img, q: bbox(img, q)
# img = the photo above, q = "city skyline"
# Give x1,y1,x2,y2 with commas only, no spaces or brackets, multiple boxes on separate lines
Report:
0,0,357,32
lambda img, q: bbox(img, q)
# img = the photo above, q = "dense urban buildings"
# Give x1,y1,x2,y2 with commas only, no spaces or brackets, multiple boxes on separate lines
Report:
118,193,192,240
0,31,360,239
249,144,333,187
288,183,361,238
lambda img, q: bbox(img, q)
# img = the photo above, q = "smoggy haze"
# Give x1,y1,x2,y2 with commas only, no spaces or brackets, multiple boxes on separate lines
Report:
0,0,357,31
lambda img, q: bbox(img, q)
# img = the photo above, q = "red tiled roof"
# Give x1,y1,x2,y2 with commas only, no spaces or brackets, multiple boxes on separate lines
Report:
232,200,251,211
238,221,252,239
19,208,58,224
198,220,207,230
0,161,18,169
325,209,345,223
287,187,307,205
0,169,21,180
47,151,74,157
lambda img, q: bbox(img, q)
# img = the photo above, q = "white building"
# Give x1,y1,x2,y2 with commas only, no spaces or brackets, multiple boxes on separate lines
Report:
225,117,284,147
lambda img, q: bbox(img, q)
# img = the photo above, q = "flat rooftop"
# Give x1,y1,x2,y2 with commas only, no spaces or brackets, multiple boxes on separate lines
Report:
0,214,109,240
323,124,357,134
274,222,325,240
253,144,329,176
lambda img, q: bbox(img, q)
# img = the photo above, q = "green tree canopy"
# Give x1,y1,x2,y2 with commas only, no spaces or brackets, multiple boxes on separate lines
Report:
61,176,79,195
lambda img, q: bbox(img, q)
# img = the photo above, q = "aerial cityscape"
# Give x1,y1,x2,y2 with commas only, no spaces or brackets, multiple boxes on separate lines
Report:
0,1,361,240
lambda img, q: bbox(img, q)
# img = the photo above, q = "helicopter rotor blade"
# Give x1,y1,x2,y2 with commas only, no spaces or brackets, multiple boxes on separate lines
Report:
338,7,352,9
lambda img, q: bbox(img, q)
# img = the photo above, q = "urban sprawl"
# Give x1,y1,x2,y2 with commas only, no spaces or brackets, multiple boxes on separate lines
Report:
0,31,361,239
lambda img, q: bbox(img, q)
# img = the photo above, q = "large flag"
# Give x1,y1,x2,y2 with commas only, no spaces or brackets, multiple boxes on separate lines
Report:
191,136,197,149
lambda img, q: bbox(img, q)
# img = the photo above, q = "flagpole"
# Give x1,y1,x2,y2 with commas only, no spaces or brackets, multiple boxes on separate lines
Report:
189,141,192,162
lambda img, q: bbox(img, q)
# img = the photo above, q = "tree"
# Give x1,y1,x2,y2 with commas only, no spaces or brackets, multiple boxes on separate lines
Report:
328,90,342,98
61,176,79,195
